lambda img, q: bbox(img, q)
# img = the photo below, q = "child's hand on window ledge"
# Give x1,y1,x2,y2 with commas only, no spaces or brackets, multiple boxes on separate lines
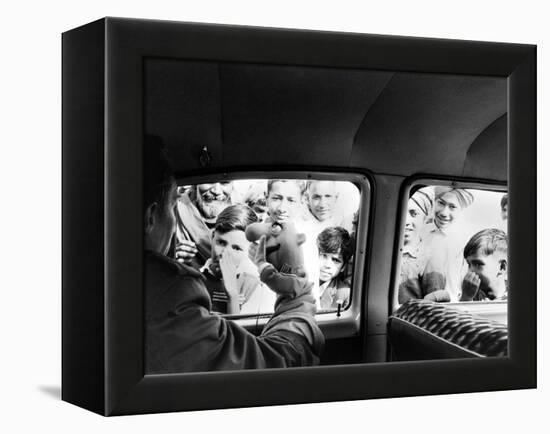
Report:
460,271,481,301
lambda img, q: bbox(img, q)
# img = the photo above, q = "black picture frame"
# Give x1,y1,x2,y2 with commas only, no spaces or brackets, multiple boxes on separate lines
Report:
62,17,536,416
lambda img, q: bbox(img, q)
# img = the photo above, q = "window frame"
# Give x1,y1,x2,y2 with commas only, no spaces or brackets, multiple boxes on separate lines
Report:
175,169,372,339
392,177,508,319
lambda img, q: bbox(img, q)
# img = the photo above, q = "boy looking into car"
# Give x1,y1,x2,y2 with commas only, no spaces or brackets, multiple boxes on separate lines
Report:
316,227,353,310
266,179,306,225
422,186,475,302
459,228,508,301
201,203,275,314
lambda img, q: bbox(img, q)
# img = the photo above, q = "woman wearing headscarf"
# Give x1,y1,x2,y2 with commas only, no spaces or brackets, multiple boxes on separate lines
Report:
422,186,475,302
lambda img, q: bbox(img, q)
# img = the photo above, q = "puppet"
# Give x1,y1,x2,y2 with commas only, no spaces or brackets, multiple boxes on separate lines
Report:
245,221,311,299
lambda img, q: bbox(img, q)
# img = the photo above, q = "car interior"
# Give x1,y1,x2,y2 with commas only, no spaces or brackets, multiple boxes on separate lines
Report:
145,58,508,366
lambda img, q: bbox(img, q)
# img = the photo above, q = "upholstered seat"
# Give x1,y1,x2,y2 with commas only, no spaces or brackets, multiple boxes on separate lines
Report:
389,300,508,360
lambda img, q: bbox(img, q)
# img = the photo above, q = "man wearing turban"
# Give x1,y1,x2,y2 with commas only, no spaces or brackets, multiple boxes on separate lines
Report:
432,187,474,231
399,189,448,303
422,186,475,302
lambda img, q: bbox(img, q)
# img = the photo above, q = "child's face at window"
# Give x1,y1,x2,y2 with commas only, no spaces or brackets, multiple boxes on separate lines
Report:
318,250,344,283
211,229,250,277
466,250,507,299
267,181,302,224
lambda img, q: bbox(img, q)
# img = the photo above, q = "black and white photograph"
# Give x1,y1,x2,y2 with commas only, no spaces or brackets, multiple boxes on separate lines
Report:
60,15,535,415
2,0,546,432
143,60,510,374
63,16,536,417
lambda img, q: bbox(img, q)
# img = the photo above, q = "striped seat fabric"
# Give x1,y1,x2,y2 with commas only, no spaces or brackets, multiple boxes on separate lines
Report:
390,300,508,358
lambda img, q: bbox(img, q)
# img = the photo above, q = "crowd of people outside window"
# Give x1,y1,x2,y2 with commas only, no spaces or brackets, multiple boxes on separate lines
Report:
398,186,508,304
143,136,508,375
174,177,360,314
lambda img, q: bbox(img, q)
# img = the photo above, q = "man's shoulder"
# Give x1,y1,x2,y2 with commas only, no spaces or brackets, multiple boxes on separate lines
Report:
145,250,211,313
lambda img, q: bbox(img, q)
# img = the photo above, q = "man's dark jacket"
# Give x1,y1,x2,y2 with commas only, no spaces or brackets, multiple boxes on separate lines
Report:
145,251,324,374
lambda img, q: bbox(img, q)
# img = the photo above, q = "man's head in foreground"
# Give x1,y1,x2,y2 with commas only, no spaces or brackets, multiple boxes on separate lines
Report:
144,136,178,256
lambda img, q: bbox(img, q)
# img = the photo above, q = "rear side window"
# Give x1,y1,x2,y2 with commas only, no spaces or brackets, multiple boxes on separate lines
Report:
396,183,507,306
174,176,365,317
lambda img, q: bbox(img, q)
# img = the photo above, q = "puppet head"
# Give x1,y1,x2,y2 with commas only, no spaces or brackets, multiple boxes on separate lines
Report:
246,221,307,277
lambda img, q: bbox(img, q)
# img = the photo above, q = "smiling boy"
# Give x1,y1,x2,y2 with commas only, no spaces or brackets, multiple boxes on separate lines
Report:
433,191,460,230
266,179,306,224
460,228,508,301
422,187,475,301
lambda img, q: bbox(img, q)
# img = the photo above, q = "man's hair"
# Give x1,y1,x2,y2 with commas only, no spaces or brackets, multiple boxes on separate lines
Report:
463,228,507,259
144,135,174,213
305,179,336,192
316,226,354,264
267,179,307,196
500,194,508,211
214,204,258,234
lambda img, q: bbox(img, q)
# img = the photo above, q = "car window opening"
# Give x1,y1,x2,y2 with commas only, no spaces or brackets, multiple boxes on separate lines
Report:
174,177,363,317
397,184,508,309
